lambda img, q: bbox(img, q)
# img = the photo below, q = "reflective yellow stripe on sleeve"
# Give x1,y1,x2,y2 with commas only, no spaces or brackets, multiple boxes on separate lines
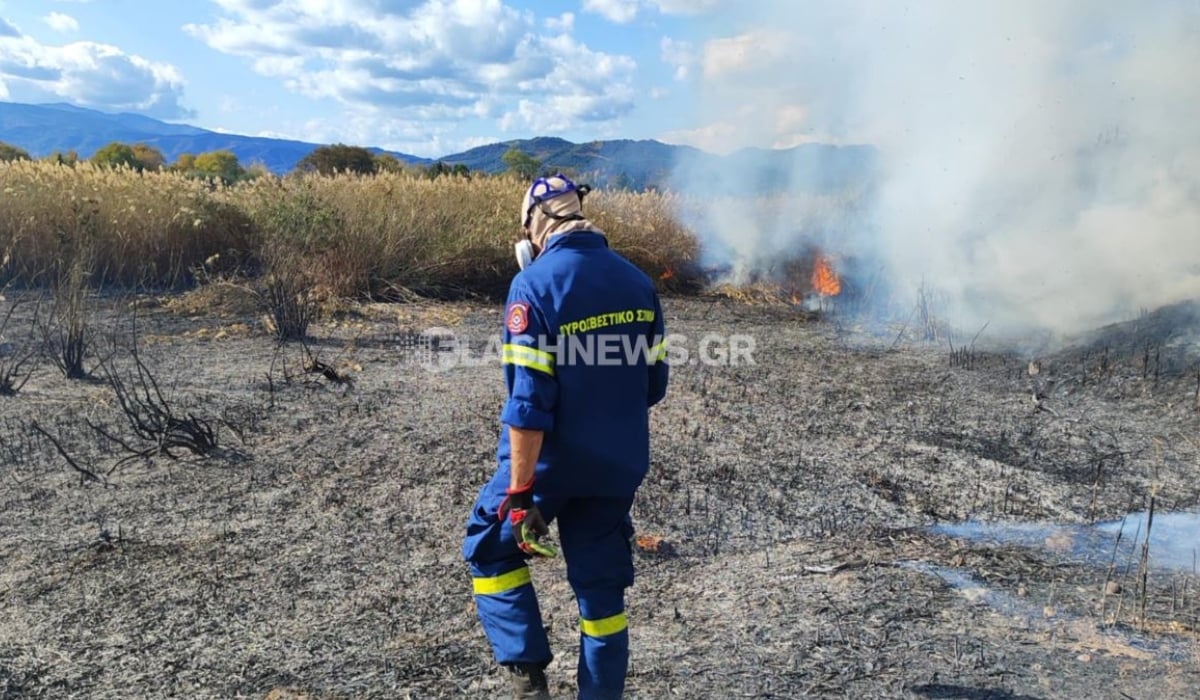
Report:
502,344,555,375
473,566,532,595
579,611,628,637
650,340,668,362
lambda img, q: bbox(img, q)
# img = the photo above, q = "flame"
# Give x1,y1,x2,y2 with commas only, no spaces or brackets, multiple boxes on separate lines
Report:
659,267,676,281
811,255,842,297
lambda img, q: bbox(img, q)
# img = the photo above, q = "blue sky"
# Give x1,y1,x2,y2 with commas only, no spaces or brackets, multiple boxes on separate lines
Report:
0,0,757,158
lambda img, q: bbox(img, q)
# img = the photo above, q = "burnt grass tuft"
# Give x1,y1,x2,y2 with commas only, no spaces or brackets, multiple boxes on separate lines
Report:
0,294,1198,699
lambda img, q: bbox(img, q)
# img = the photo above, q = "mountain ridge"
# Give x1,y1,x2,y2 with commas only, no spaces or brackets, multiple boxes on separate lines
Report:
0,101,877,191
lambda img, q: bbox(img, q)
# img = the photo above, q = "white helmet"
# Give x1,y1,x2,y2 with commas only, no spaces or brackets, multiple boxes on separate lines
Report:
516,174,592,269
520,173,590,228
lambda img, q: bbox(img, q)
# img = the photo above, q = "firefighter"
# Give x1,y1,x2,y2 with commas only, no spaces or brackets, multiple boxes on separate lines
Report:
462,174,670,699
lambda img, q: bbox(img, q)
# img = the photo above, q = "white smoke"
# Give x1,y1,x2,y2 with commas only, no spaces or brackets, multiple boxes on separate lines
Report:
667,1,1200,340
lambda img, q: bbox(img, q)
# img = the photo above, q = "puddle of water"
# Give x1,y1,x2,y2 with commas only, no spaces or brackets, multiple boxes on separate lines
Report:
931,509,1200,574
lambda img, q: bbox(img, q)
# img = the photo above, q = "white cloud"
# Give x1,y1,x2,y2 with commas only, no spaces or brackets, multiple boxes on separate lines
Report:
702,28,792,79
773,104,807,135
650,0,726,14
581,0,639,23
660,37,694,80
545,12,574,33
0,34,190,118
581,0,725,22
43,12,79,33
505,91,632,133
187,0,638,136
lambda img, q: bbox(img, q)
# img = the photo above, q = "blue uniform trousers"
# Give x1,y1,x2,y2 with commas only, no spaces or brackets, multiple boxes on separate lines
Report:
463,478,635,700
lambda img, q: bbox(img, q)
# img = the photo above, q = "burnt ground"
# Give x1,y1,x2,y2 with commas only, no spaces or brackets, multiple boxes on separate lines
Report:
0,292,1198,699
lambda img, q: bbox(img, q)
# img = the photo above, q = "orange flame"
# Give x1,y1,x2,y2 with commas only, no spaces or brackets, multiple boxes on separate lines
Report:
811,255,842,297
659,267,676,281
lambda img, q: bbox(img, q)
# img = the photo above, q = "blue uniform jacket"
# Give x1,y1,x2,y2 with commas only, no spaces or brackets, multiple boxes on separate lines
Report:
495,230,668,498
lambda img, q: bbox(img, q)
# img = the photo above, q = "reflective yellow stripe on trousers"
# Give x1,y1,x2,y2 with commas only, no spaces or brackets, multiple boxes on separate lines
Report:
473,566,532,595
579,611,628,637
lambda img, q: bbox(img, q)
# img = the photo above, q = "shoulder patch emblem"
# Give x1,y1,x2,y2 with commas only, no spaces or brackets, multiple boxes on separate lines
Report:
506,301,530,334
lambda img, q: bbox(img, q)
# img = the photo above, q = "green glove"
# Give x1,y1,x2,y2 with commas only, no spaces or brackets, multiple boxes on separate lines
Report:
514,511,557,558
499,485,558,558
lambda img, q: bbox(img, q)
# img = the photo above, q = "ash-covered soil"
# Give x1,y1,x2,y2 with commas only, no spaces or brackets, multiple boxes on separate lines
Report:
1,293,1198,699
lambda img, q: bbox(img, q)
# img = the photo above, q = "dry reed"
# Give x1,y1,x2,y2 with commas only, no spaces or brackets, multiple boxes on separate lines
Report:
0,162,705,301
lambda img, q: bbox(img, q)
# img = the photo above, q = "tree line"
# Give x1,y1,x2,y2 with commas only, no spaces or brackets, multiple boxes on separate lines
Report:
0,140,263,185
0,139,640,188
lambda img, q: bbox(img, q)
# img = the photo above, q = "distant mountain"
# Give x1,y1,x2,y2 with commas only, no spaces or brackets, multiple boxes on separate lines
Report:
436,137,878,193
0,102,427,173
0,101,878,192
435,136,702,190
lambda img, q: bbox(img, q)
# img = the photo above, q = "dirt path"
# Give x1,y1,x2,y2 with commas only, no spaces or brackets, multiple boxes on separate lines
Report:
1,294,1197,698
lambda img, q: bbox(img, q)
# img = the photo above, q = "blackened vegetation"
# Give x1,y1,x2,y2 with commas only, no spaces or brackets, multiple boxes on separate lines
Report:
0,416,39,465
1071,300,1200,382
3,304,253,484
37,277,93,380
0,297,1198,699
302,345,354,388
948,323,990,371
262,271,319,342
259,343,356,408
0,294,40,395
253,181,336,342
29,420,105,485
95,345,218,463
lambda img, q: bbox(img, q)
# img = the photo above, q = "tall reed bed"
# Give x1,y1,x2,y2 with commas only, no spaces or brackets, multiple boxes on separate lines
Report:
0,162,703,300
0,160,252,289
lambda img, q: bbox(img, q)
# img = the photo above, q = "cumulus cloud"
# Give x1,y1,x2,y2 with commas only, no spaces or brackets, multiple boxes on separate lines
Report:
701,28,792,80
650,0,726,14
582,0,639,24
668,0,1200,341
43,12,79,33
0,29,191,118
581,0,725,22
187,0,637,136
660,37,694,80
545,12,575,33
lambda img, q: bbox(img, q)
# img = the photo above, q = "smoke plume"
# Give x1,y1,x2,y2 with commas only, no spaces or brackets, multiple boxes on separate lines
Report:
668,1,1200,342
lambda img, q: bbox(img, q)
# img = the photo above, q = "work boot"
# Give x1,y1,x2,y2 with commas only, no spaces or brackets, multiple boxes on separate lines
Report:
507,663,550,699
